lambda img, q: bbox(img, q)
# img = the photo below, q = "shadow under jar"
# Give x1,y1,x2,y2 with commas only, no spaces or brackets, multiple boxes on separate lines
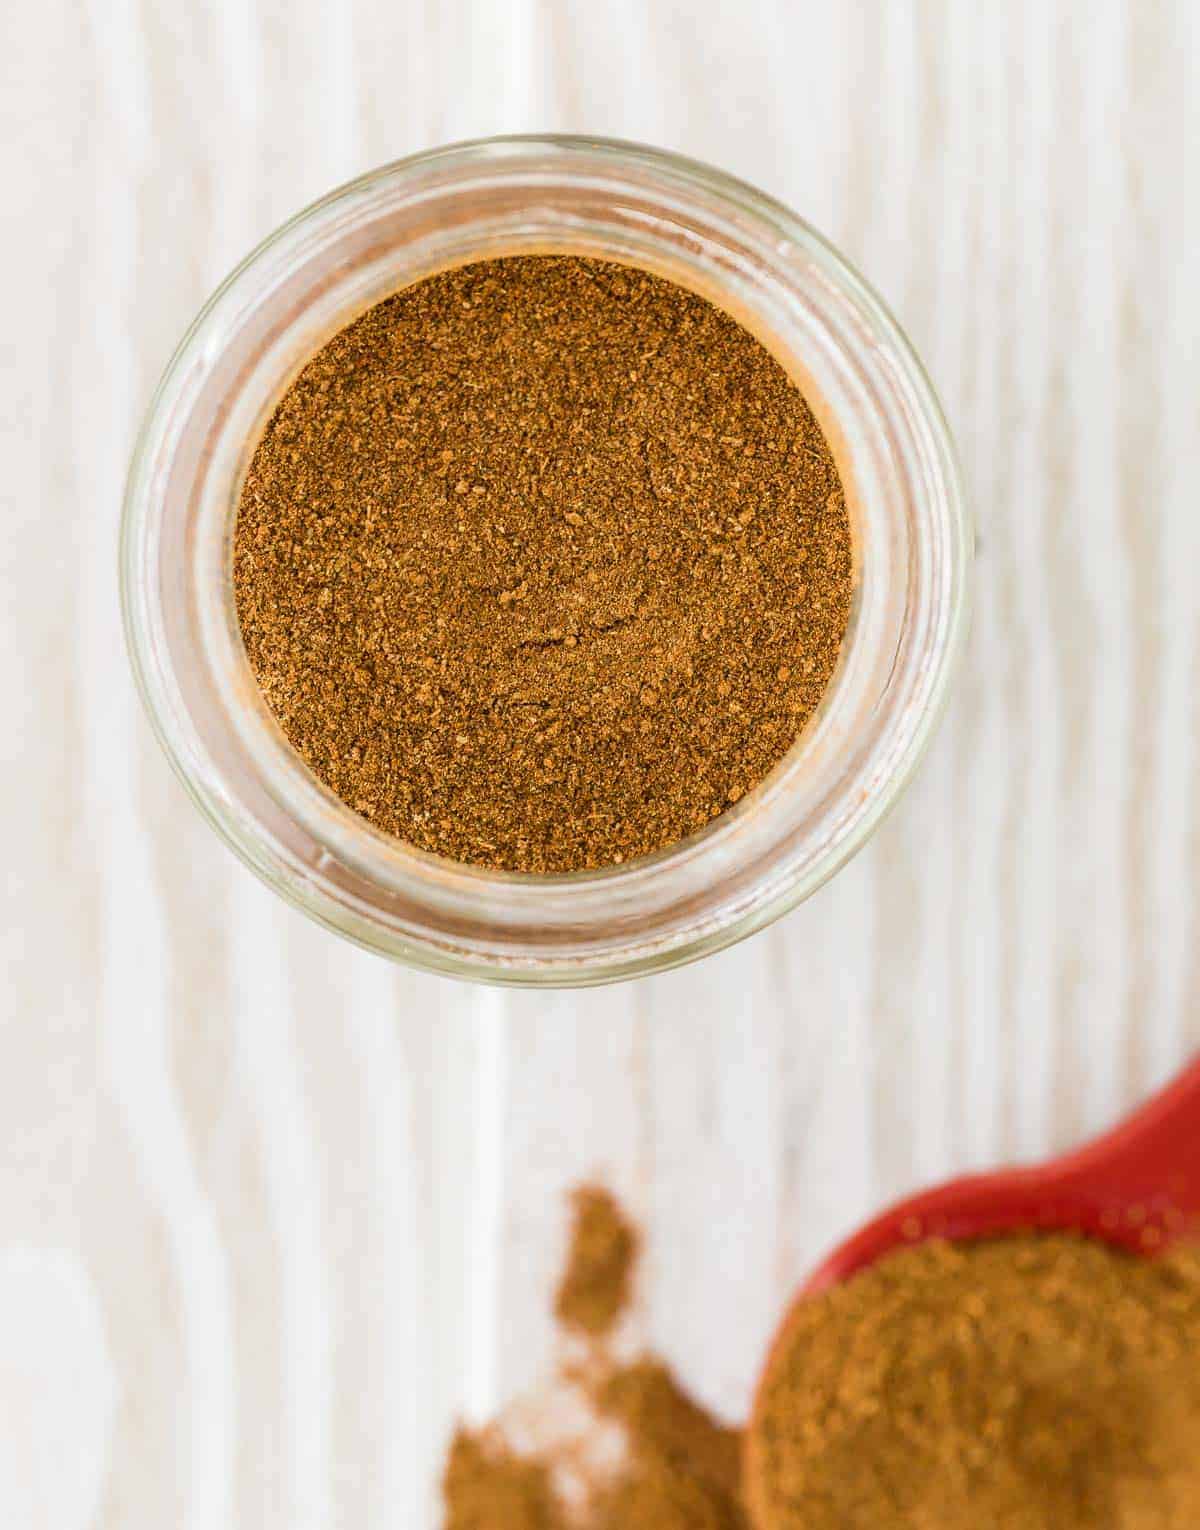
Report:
120,135,970,986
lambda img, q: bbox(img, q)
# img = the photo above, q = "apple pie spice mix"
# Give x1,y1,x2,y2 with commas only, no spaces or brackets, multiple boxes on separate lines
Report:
444,1188,1200,1530
233,254,853,873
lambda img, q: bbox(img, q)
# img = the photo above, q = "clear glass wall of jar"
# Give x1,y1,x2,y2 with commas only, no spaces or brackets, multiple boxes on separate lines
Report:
120,136,970,985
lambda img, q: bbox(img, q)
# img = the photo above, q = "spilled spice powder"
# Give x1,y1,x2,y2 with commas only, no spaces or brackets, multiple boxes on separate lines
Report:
588,1360,745,1530
441,1186,749,1530
747,1235,1200,1529
234,255,852,873
554,1186,638,1338
443,1432,559,1530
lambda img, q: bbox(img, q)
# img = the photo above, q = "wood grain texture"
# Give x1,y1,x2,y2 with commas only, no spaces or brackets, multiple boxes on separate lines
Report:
1,1,1197,1524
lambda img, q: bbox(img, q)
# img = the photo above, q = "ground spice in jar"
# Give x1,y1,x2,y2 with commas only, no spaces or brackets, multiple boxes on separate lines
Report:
441,1185,749,1530
234,255,852,873
747,1236,1200,1529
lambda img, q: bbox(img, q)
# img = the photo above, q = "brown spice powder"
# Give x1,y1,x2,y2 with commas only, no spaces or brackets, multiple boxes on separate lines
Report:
443,1432,559,1530
441,1186,749,1530
234,255,851,873
554,1186,639,1339
588,1359,746,1530
747,1236,1200,1529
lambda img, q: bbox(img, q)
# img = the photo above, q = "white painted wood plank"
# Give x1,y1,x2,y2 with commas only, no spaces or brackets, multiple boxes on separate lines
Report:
635,943,791,1423
486,989,647,1403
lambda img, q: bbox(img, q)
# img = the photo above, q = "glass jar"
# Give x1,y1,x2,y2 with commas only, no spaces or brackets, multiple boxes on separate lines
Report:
120,135,970,986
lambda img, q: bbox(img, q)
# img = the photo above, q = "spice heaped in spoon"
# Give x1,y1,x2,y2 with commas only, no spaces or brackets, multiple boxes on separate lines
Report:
798,1052,1200,1295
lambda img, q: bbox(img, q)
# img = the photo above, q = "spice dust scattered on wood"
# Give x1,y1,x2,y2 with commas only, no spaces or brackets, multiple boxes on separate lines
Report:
554,1186,639,1339
441,1185,749,1530
234,255,852,873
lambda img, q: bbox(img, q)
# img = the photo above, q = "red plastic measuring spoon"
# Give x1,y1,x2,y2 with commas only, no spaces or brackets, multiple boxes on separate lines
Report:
802,1053,1200,1297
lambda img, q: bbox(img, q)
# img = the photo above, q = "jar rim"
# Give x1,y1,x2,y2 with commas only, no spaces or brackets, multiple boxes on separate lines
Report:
121,134,970,985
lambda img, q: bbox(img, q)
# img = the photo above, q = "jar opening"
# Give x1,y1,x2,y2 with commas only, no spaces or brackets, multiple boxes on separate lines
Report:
122,137,969,983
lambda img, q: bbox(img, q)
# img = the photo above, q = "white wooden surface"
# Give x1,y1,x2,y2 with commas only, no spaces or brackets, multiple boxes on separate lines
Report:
2,2,1198,1525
